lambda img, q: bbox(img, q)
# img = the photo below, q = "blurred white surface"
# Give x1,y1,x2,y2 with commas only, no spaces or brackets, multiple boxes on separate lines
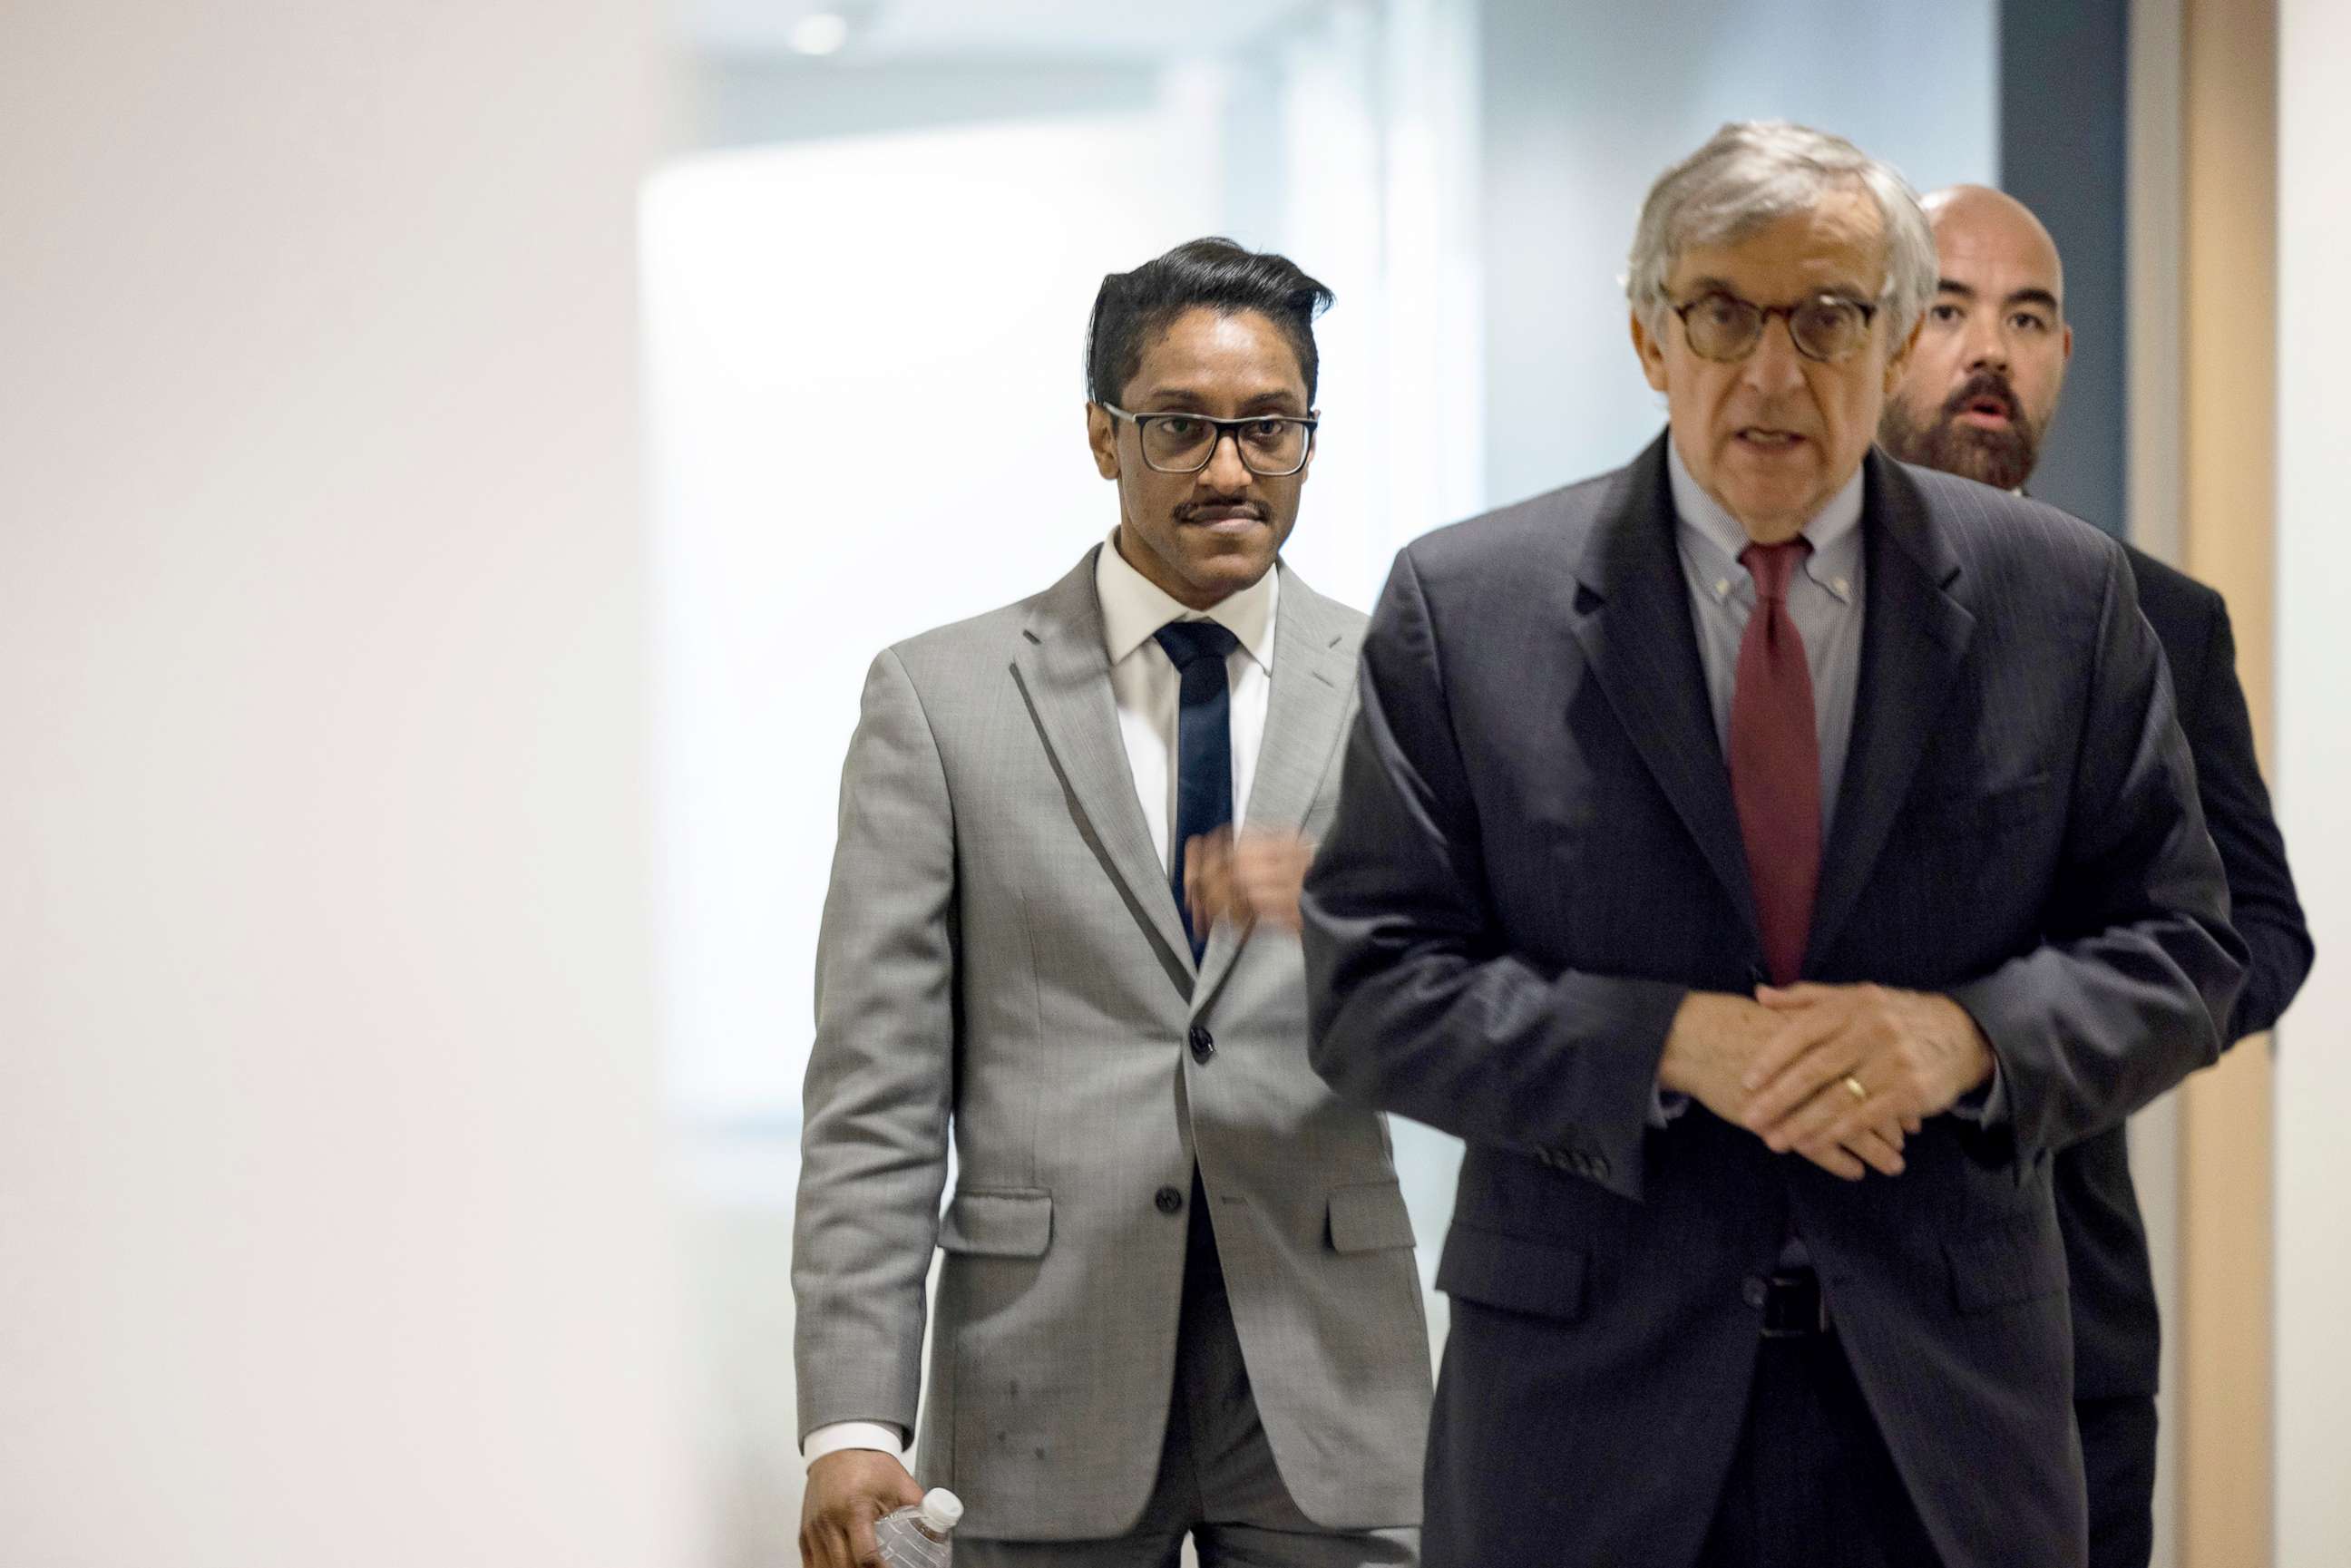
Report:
0,2,699,1563
2277,0,2351,1554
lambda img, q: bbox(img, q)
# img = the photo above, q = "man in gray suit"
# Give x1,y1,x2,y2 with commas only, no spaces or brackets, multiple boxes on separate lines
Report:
794,238,1429,1568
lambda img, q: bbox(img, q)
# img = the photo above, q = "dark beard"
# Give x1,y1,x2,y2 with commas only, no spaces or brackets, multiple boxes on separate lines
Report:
1878,370,2043,492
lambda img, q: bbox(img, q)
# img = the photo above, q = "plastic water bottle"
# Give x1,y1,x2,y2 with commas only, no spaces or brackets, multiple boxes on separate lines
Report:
874,1487,962,1566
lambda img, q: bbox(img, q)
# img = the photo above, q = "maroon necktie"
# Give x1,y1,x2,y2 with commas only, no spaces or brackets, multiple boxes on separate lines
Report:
1731,540,1821,987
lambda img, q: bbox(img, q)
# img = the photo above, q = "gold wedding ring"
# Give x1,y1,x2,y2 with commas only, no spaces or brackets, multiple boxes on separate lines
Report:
1843,1075,1869,1103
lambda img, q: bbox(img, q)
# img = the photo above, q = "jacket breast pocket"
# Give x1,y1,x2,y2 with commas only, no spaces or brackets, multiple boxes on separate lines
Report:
938,1188,1053,1258
1906,771,2054,838
1888,772,2062,928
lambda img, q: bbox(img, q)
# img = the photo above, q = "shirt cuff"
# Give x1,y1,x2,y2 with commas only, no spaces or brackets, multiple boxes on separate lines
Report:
804,1420,909,1464
1946,1063,2006,1125
1650,1087,1692,1128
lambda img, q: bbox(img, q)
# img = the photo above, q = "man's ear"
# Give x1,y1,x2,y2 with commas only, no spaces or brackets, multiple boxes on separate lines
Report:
1086,402,1119,479
1630,309,1670,394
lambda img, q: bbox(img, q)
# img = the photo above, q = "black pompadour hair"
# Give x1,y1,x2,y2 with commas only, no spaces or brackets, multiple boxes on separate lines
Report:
1084,237,1335,406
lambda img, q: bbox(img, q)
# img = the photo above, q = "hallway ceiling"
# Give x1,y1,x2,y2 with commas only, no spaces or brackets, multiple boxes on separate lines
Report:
683,0,1330,61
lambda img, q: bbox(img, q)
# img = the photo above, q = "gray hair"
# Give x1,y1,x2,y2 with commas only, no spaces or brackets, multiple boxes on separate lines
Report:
1624,121,1937,347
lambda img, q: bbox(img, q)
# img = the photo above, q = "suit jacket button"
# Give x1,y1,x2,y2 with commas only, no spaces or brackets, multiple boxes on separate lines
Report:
1155,1185,1185,1214
1188,1025,1215,1063
1742,1274,1770,1309
1587,1154,1612,1178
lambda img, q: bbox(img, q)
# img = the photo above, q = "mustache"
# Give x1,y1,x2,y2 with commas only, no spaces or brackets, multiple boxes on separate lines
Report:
1175,498,1266,523
1878,364,2043,492
1941,368,2023,425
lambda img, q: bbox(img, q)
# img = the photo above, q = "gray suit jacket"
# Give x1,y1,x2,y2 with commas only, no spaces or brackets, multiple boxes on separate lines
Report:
794,549,1431,1542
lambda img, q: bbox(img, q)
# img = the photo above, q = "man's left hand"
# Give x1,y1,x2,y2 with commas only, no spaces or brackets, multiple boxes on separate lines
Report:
1737,983,1995,1162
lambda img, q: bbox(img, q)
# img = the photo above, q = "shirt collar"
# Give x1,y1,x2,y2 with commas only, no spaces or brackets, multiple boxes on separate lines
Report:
1666,434,1865,603
1095,531,1279,671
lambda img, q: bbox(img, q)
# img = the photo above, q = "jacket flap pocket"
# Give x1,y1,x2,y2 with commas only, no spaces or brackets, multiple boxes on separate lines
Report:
1326,1179,1417,1254
1910,771,2054,830
1943,1214,2066,1314
938,1188,1053,1258
1434,1221,1588,1321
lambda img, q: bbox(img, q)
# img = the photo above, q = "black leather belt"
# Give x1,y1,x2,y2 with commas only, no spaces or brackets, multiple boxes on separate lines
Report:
1759,1268,1831,1339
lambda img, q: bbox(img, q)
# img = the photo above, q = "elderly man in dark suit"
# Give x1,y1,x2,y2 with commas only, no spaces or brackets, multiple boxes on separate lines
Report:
1881,182,2312,1568
1302,122,2246,1568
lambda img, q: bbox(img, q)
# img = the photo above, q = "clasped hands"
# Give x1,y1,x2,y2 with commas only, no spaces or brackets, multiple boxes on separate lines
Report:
1658,983,1996,1181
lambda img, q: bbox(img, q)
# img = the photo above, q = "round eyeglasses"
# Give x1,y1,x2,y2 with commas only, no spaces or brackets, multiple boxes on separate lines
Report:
1098,404,1318,477
1671,290,1879,364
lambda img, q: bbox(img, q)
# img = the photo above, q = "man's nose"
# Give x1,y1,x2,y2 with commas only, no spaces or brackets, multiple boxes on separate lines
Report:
1741,315,1808,396
1200,429,1254,489
1964,314,2010,372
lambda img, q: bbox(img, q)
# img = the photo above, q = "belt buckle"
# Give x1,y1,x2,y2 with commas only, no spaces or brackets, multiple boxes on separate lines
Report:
1759,1269,1829,1339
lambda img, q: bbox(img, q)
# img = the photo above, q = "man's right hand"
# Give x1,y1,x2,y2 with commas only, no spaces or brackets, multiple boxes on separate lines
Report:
1185,826,1316,936
799,1448,924,1568
1657,990,1908,1181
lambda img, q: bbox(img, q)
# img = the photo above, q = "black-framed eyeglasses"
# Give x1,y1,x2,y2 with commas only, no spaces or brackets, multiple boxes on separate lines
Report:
1097,403,1319,477
1670,290,1880,364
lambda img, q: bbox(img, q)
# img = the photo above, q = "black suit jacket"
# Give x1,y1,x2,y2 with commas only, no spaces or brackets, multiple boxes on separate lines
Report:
1301,436,2246,1568
2059,545,2312,1401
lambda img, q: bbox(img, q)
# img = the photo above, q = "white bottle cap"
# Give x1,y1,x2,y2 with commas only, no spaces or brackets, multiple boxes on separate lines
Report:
918,1487,964,1531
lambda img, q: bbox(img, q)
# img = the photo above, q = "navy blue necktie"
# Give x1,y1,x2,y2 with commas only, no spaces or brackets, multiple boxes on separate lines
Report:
1153,618,1239,962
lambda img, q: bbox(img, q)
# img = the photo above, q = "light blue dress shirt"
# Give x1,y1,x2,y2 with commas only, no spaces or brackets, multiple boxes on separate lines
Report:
1666,435,1866,840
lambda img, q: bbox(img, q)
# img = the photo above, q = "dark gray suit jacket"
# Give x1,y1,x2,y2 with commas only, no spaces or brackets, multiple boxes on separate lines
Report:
1301,436,2245,1568
2059,546,2312,1403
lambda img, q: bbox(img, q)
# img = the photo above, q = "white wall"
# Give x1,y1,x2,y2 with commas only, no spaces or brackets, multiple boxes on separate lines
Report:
1478,0,1999,505
0,5,697,1563
2275,0,2351,1557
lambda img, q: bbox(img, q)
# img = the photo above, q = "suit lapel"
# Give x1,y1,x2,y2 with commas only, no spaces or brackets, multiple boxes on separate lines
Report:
1568,434,1762,940
1804,453,1975,966
1010,549,1195,997
1191,563,1354,1011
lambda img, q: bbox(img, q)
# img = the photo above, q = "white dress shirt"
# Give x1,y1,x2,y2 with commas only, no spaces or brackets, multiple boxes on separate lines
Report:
1096,530,1279,871
803,535,1280,1466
